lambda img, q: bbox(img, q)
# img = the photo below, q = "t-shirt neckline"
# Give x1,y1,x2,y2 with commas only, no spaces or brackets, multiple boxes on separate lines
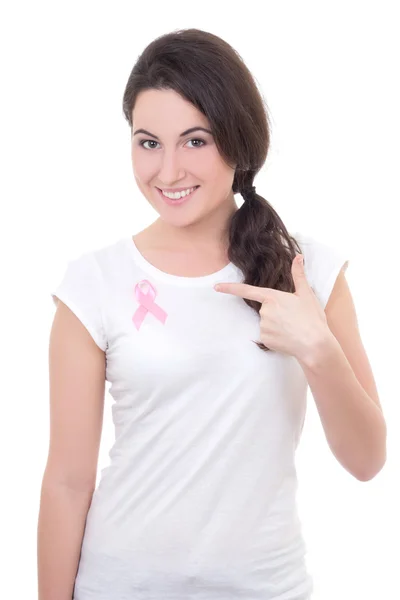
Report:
124,236,238,287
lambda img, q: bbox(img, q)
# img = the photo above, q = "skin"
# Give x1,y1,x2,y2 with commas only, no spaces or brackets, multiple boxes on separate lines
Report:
130,88,239,264
215,255,327,362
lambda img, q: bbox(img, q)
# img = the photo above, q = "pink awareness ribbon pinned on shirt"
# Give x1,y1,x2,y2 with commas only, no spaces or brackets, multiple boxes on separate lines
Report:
132,279,168,330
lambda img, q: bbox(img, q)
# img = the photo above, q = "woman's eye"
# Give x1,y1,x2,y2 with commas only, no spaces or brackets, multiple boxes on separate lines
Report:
187,138,205,148
139,138,205,150
140,140,159,150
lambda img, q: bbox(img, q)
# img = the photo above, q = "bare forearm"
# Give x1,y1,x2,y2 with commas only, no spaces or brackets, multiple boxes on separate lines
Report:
37,478,94,600
298,332,387,481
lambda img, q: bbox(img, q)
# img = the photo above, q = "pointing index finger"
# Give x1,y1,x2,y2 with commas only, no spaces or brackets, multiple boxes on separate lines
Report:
214,282,268,303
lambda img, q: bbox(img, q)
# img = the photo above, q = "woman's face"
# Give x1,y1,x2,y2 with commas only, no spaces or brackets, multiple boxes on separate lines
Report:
131,88,237,233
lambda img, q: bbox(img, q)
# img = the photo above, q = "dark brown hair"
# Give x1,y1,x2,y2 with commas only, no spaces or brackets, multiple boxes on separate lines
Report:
122,28,303,352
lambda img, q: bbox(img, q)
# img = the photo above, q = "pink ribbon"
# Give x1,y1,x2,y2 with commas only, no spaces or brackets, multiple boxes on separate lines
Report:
132,279,168,330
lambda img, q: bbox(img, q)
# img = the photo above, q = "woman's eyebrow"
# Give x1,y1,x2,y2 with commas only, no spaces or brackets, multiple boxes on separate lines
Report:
133,126,213,140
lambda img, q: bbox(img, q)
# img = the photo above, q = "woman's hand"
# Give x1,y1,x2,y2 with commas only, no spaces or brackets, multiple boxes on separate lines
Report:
214,254,330,360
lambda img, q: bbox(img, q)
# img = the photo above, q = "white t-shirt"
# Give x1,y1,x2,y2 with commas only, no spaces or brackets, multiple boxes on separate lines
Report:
51,231,349,600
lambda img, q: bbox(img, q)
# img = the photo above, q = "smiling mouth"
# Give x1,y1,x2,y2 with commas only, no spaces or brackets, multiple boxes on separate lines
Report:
157,185,200,194
156,185,200,205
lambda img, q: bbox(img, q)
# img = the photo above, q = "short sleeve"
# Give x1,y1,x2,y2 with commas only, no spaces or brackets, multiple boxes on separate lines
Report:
293,231,350,309
51,251,108,351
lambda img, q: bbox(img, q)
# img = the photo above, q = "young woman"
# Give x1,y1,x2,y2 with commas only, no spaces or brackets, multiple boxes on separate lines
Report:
38,28,386,600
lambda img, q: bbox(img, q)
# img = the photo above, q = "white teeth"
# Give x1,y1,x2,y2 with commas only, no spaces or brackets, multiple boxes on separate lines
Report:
161,186,197,199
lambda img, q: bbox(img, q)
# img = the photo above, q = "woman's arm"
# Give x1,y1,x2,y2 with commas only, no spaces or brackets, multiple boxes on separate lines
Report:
37,299,106,599
37,481,94,600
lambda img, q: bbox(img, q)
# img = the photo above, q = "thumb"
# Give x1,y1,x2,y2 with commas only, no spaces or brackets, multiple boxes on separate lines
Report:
291,254,310,293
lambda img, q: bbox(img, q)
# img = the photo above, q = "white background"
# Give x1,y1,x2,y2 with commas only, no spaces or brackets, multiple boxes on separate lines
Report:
1,1,399,598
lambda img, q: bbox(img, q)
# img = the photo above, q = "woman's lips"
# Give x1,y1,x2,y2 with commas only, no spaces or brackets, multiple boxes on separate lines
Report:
156,186,200,206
